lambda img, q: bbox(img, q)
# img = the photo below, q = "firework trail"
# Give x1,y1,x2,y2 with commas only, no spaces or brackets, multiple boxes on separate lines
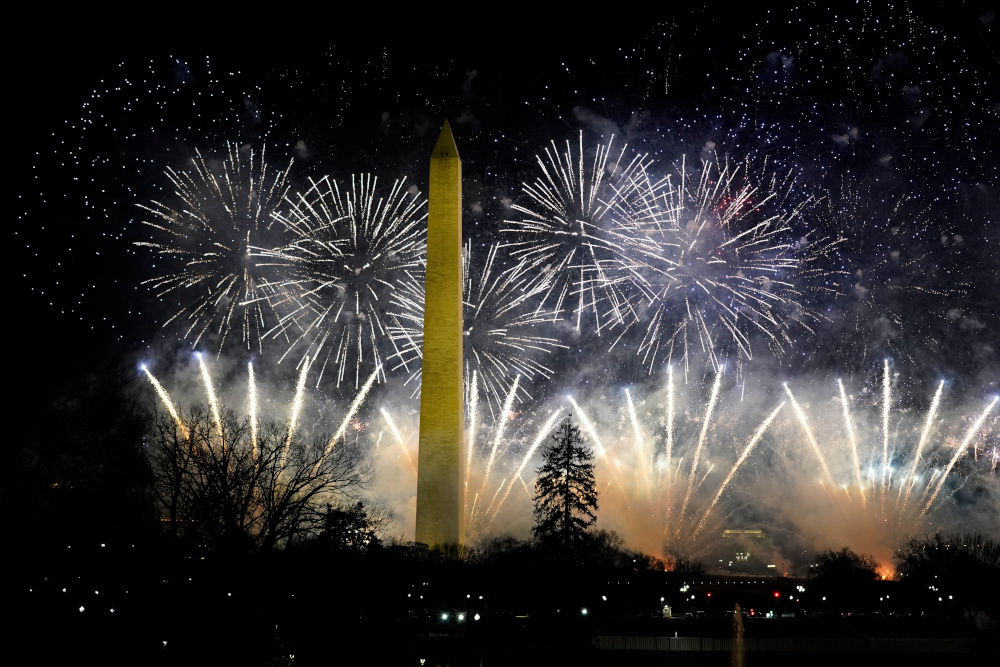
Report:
900,379,945,511
779,361,999,534
501,133,663,335
692,402,785,540
486,409,563,526
838,378,866,510
196,353,226,446
920,397,998,517
473,376,521,524
281,356,312,469
380,407,416,475
141,365,188,438
248,362,259,457
679,371,724,523
566,367,785,552
317,364,383,470
135,143,293,355
783,383,836,487
144,357,383,478
265,173,426,390
618,156,842,376
466,370,478,492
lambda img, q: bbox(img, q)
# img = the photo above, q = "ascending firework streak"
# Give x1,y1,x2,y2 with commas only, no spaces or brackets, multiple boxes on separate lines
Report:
473,376,521,523
626,388,653,503
143,357,382,477
838,378,866,510
920,397,998,517
781,360,999,530
265,174,426,390
248,362,259,457
502,133,659,335
692,402,785,539
880,359,892,506
567,394,625,491
486,409,563,525
197,353,224,441
380,408,416,475
135,143,293,355
465,371,478,494
281,356,312,469
316,364,383,472
565,366,785,546
900,379,945,511
141,365,188,438
783,383,836,487
679,371,724,523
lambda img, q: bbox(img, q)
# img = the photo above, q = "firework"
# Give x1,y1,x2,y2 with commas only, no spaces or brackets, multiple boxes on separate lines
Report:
617,156,842,377
142,355,382,472
501,133,663,335
141,365,187,438
389,242,566,417
317,364,384,471
568,368,789,552
265,173,426,390
778,360,999,550
135,143,293,355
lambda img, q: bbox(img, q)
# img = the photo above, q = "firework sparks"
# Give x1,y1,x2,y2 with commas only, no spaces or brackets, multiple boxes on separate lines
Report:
679,370,724,523
486,409,563,526
501,133,660,335
135,143,293,355
265,174,426,390
389,242,566,417
619,156,841,375
783,382,837,487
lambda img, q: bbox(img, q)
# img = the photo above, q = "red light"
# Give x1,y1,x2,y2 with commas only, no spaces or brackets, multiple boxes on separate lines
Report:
774,592,780,598
707,593,711,597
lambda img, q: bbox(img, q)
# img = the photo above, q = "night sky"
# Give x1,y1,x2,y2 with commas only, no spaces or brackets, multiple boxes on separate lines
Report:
14,6,999,560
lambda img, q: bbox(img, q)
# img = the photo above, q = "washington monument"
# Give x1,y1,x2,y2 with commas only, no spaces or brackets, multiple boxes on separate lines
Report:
415,120,463,547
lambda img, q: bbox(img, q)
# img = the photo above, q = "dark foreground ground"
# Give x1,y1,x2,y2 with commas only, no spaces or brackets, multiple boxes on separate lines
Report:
15,543,998,666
